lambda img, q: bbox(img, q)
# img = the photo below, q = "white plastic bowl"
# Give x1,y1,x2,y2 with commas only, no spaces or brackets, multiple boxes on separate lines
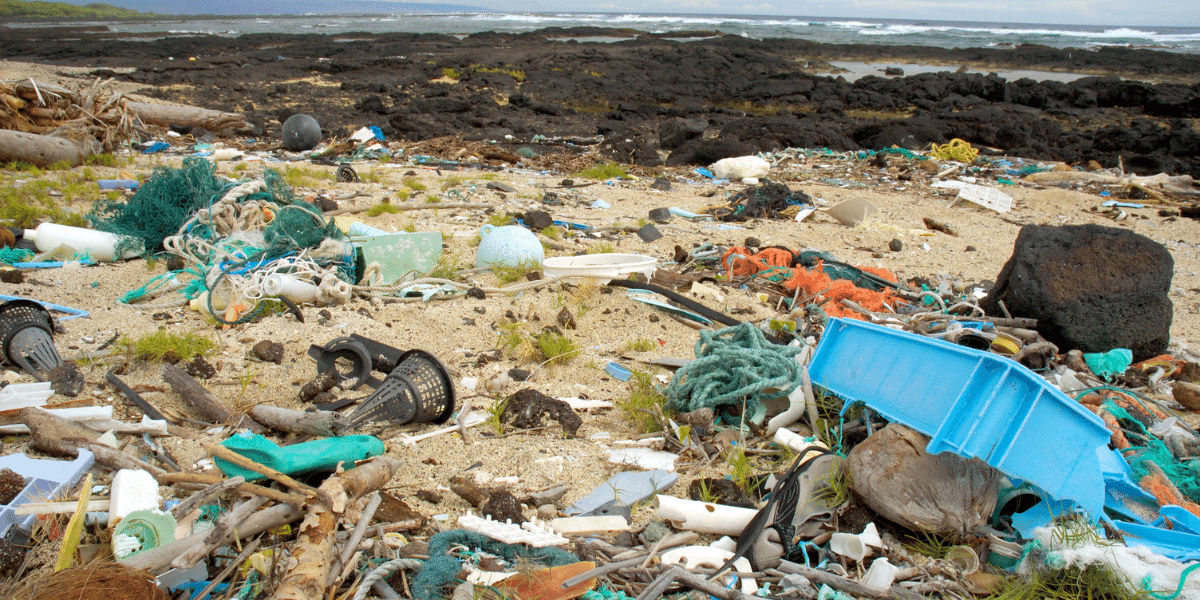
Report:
542,254,657,283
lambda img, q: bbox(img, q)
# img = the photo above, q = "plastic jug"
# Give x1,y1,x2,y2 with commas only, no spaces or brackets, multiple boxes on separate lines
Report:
474,224,544,270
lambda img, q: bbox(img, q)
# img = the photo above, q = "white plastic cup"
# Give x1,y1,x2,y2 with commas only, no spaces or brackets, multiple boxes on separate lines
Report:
829,532,867,561
862,557,901,592
262,273,320,303
25,222,144,261
946,545,980,575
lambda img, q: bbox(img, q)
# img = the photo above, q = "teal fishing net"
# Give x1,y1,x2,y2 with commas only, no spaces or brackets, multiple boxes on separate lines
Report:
1104,400,1200,504
410,530,578,600
89,157,226,255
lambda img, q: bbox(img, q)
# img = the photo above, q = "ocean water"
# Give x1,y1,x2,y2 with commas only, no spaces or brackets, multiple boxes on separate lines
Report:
19,13,1200,54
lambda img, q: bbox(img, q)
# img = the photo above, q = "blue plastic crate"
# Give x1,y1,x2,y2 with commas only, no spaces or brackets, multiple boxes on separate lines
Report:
809,318,1111,518
0,449,94,539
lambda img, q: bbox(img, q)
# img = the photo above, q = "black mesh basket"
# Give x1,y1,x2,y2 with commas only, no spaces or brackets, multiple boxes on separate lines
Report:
0,300,62,381
348,349,455,426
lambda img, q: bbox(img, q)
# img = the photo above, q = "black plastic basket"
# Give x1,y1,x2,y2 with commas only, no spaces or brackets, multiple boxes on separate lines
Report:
348,349,455,426
0,300,62,381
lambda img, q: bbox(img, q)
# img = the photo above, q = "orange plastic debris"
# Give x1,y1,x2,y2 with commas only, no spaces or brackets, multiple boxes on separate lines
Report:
1140,473,1200,518
495,561,597,600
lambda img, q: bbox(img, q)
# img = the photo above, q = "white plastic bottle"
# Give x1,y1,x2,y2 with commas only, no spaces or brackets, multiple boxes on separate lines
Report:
23,223,144,261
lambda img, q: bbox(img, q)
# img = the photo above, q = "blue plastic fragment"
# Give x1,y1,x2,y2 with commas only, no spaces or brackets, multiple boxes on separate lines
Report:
0,294,89,320
141,141,170,154
694,167,714,178
369,125,386,141
567,469,677,516
98,179,138,191
808,318,1111,518
551,219,592,231
1101,199,1141,208
1084,348,1132,381
1113,520,1200,561
606,362,633,381
1156,506,1200,535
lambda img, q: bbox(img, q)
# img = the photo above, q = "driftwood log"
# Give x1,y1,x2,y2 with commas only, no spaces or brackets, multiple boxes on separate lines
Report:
163,364,266,433
0,129,94,166
124,101,254,136
19,407,165,476
269,456,402,600
246,404,348,437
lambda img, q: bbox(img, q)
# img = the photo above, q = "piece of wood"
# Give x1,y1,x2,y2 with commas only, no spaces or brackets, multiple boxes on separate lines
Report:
269,457,402,600
163,364,266,433
159,472,304,507
246,404,347,437
172,495,269,570
15,499,110,516
123,100,253,136
193,537,262,600
169,476,246,519
121,502,302,574
0,129,93,167
202,442,326,503
19,407,165,476
327,491,382,587
775,561,889,599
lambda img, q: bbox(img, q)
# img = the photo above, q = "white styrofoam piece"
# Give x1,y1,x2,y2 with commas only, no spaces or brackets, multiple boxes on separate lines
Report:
109,469,161,522
606,447,678,471
862,557,900,593
0,381,54,410
0,449,95,537
661,546,758,595
549,515,629,535
457,513,568,548
710,156,769,180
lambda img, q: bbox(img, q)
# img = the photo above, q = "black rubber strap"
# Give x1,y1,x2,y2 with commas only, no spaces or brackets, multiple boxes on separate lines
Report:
605,279,741,327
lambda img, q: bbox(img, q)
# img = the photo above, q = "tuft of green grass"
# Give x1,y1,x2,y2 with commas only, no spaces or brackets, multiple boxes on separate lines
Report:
359,169,385,184
281,165,331,188
625,338,654,352
0,176,89,228
540,225,562,240
617,370,670,433
903,531,956,560
493,259,537,284
578,162,628,180
441,66,462,79
587,242,617,255
695,479,720,504
535,331,578,366
85,153,118,167
487,213,514,227
428,252,460,280
367,202,400,217
440,175,466,190
815,463,852,508
402,177,426,191
486,398,509,435
981,565,1146,600
119,329,215,363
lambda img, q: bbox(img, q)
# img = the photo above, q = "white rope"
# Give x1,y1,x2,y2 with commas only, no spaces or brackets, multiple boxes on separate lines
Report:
353,558,423,600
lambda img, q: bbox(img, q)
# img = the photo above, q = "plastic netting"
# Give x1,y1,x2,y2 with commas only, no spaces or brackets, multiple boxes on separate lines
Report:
89,157,227,255
666,322,804,414
410,530,578,600
1104,400,1200,508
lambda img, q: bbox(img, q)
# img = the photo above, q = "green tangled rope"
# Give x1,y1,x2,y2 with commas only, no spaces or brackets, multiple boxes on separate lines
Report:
666,322,803,414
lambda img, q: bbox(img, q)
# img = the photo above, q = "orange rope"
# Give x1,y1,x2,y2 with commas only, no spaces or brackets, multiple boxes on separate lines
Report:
1140,473,1200,518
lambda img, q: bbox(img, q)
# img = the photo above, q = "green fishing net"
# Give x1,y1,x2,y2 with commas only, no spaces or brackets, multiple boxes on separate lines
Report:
1105,400,1200,504
89,156,226,255
410,530,578,600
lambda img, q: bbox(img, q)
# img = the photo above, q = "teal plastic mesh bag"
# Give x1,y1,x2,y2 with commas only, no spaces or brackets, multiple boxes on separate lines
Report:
89,156,227,255
410,530,578,600
261,203,344,253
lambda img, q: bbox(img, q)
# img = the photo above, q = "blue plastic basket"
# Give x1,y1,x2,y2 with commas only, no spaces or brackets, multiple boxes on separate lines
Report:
808,318,1111,518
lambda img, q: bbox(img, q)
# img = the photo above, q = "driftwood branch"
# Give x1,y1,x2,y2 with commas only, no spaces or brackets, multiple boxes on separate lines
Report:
159,472,305,507
123,100,254,135
19,407,165,476
202,442,327,504
246,404,348,437
0,129,94,167
269,457,402,600
163,364,266,433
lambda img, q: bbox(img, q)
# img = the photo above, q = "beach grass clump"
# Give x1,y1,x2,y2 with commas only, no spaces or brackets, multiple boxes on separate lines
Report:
402,176,426,191
472,64,527,81
0,177,89,228
493,258,538,284
618,369,671,433
441,66,462,80
487,214,514,227
625,337,654,352
535,331,578,365
578,162,628,180
367,202,400,217
119,328,215,363
85,153,119,167
281,165,330,188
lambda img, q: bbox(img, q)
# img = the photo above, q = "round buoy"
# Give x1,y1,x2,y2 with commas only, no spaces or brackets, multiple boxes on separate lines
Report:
281,114,322,151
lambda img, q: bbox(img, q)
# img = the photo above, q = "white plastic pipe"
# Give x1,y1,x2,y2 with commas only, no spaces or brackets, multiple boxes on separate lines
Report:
262,273,320,303
654,495,757,536
772,428,829,456
829,533,867,561
862,558,901,592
